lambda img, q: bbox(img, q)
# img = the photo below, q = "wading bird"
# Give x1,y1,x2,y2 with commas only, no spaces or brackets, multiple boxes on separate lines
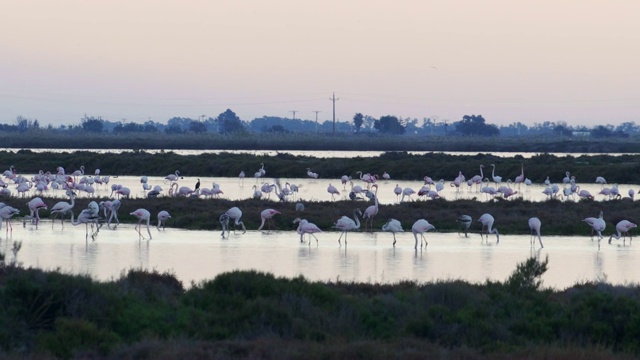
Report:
478,213,499,243
332,208,362,246
258,208,280,232
528,217,543,248
608,220,637,245
293,218,321,245
412,219,435,249
130,208,152,240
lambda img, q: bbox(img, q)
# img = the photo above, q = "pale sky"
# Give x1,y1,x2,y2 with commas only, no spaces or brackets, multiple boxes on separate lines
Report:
1,1,639,127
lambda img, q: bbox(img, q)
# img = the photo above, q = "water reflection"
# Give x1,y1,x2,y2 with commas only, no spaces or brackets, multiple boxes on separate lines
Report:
4,225,639,290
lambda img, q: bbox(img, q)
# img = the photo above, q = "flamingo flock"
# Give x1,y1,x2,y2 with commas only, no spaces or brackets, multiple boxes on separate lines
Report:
0,162,636,253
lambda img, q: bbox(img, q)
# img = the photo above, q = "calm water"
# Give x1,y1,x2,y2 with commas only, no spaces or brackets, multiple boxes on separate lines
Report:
2,149,638,289
2,148,637,158
3,174,635,204
5,225,637,290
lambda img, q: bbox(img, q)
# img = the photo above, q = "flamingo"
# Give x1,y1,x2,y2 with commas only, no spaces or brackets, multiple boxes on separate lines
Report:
350,181,366,200
219,213,231,238
254,163,265,181
72,205,102,241
307,168,319,179
478,213,499,243
382,219,403,246
528,217,543,248
514,163,525,189
470,165,484,191
239,171,245,185
157,210,171,230
50,190,76,228
327,183,340,201
251,185,262,199
608,220,637,244
293,218,322,245
400,187,415,202
130,208,152,240
382,172,391,181
99,199,121,229
71,166,85,182
362,184,379,231
340,175,351,190
583,211,606,247
165,170,181,182
490,164,502,186
224,207,246,234
562,171,571,184
412,219,435,249
332,208,362,246
258,209,281,231
0,206,19,232
147,185,163,198
25,197,47,227
595,176,607,188
394,184,402,202
456,215,472,237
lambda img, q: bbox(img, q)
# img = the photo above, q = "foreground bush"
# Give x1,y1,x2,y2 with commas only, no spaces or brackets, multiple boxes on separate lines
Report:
1,256,640,359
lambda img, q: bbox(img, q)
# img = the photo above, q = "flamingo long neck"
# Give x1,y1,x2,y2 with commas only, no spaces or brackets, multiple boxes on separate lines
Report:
480,166,484,178
353,210,361,229
492,166,496,178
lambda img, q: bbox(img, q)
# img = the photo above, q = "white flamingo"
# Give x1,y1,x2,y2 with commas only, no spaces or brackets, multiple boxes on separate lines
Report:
332,208,362,246
382,218,403,246
412,219,435,249
478,213,499,243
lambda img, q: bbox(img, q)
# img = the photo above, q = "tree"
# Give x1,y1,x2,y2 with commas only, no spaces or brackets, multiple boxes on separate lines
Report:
374,115,405,135
591,125,613,138
353,113,364,132
455,115,499,136
217,109,245,134
81,116,104,133
188,120,207,134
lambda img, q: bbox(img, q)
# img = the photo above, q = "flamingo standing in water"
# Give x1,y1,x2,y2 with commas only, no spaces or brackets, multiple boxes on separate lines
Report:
528,217,544,248
307,168,319,179
514,163,525,189
456,215,472,237
412,219,435,249
332,208,362,246
382,219,404,246
293,218,322,245
50,190,76,228
478,213,499,243
608,220,637,245
130,208,152,240
490,164,502,186
165,170,181,182
157,210,171,230
25,197,47,227
362,184,379,232
583,211,606,248
223,207,246,234
258,209,280,232
0,206,19,232
327,183,340,201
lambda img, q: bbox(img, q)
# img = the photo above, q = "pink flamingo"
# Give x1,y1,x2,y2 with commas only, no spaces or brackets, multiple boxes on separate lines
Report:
258,209,281,231
50,190,76,228
293,218,322,245
362,184,379,232
25,197,47,227
608,220,637,245
514,163,525,189
0,206,20,233
130,208,152,240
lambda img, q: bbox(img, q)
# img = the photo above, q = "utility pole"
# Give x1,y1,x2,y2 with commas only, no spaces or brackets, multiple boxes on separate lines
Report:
313,111,321,133
443,120,448,136
290,110,297,121
329,92,339,135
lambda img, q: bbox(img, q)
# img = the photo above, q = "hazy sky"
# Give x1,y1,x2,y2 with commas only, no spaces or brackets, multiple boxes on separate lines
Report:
2,1,639,127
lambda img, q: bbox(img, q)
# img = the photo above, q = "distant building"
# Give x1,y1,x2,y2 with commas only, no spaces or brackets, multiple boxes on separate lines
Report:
572,131,590,137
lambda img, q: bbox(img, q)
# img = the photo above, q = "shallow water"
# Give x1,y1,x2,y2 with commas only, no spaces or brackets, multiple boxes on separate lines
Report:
4,174,633,205
5,224,637,290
